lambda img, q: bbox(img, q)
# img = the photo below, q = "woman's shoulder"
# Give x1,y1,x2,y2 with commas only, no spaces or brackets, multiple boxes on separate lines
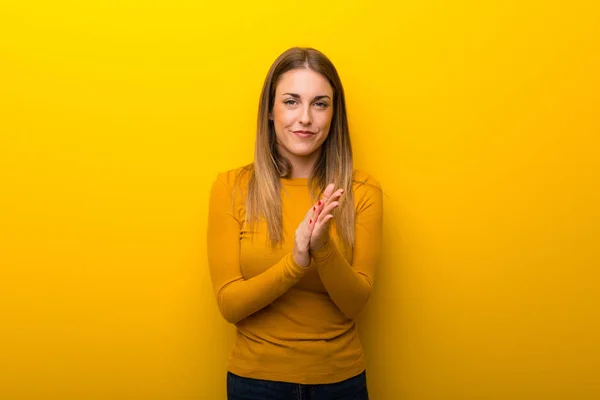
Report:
213,164,253,188
210,165,253,210
352,169,383,212
352,169,382,191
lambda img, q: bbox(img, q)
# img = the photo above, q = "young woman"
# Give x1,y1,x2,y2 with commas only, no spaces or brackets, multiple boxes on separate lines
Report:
207,47,383,399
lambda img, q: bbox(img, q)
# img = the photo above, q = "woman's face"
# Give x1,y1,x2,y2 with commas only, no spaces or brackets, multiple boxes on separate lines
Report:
270,68,334,160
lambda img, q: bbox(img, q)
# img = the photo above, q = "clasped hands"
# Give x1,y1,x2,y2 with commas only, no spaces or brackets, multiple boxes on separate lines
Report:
293,183,344,268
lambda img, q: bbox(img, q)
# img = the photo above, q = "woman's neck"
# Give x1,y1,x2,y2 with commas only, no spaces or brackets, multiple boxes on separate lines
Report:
285,149,321,179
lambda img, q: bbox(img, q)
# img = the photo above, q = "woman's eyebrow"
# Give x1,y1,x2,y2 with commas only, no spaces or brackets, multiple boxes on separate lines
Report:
282,93,331,100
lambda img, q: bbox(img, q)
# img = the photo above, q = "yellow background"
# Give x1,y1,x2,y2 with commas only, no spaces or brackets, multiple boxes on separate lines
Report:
1,0,599,398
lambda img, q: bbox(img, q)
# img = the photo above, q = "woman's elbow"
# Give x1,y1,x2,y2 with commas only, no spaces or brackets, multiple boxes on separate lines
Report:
221,311,242,324
341,287,372,320
216,293,244,324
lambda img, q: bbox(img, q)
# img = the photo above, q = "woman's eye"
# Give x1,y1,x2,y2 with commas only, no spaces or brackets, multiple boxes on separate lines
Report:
284,99,297,105
314,102,328,108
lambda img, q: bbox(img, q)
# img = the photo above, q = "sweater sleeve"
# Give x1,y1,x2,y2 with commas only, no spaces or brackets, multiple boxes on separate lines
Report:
311,178,383,319
206,173,308,324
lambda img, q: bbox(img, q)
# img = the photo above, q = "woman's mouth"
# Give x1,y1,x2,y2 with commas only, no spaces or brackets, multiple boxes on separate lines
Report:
293,130,315,138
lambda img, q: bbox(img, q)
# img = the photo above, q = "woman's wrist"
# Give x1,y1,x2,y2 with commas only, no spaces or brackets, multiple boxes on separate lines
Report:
310,238,329,253
293,248,311,268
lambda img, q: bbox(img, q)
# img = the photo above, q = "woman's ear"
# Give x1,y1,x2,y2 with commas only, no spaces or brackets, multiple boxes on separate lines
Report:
268,112,273,120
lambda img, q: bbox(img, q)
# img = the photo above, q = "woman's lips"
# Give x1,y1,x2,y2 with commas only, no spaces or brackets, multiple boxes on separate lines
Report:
293,130,315,138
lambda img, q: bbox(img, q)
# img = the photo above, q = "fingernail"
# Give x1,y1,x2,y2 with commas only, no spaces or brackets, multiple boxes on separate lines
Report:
309,219,312,224
313,206,316,211
318,201,322,205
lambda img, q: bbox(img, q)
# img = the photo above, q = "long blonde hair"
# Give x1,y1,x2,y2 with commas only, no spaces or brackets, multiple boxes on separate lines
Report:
238,47,356,250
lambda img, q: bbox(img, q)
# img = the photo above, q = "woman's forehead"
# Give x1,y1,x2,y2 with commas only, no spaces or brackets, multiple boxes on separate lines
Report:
275,69,333,96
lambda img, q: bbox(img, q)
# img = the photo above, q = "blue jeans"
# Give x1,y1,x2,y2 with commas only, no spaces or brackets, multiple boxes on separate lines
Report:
227,370,369,400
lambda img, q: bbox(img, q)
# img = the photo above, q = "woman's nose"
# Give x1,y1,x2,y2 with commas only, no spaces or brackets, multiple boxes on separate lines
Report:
299,106,312,125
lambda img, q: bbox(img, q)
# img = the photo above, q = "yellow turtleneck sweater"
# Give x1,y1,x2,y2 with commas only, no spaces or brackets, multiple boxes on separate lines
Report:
207,167,383,385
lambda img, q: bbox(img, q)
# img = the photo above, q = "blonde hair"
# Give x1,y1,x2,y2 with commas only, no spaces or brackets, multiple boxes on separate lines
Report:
238,47,356,250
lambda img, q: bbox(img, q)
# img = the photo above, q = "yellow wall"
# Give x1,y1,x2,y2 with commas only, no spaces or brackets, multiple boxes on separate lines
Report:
1,1,599,398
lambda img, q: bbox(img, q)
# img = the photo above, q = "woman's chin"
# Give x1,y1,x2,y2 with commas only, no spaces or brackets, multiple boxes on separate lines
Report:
288,147,319,158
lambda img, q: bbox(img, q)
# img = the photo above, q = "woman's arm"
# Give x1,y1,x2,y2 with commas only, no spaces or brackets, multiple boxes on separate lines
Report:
311,181,383,319
207,173,309,324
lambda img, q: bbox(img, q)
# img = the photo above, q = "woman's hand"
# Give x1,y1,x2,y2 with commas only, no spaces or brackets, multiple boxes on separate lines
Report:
310,183,345,252
293,202,320,268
